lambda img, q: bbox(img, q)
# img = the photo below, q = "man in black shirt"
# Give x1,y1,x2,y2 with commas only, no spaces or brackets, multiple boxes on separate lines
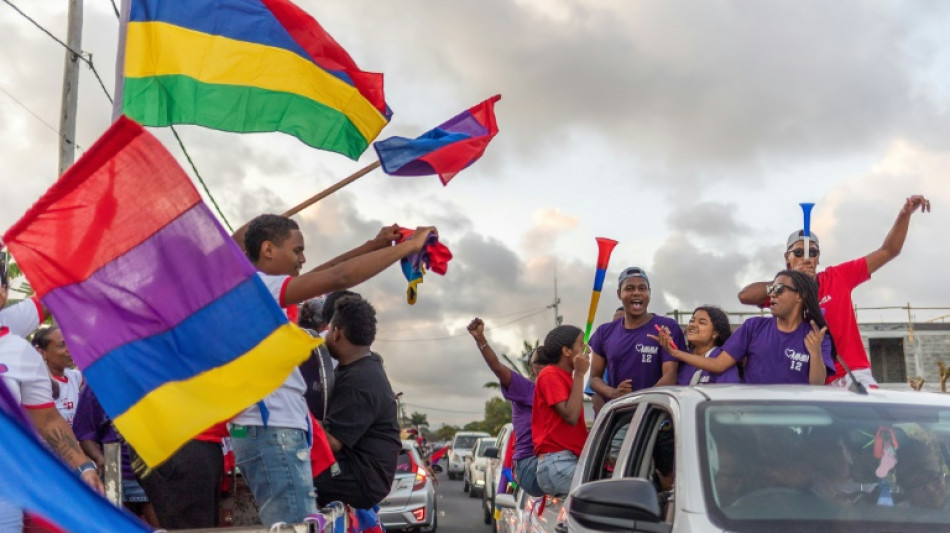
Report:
314,296,401,509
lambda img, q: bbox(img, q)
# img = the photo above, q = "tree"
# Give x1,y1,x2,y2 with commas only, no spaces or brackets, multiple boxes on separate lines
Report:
482,397,512,434
483,339,539,389
433,424,460,442
409,411,429,430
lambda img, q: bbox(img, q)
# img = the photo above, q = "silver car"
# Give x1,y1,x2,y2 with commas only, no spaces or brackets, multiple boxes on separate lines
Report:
378,440,439,532
447,431,491,479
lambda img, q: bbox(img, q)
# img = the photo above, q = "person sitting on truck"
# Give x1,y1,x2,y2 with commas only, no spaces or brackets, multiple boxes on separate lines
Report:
532,325,590,497
468,317,547,497
670,306,739,385
652,270,833,385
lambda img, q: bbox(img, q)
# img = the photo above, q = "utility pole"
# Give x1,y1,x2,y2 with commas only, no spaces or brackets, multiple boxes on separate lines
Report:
548,264,563,326
58,0,83,176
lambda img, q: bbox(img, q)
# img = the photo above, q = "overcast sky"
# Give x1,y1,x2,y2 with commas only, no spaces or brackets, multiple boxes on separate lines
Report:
2,1,948,426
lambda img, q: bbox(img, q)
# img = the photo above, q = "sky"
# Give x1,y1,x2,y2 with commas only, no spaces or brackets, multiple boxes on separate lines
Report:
1,1,949,427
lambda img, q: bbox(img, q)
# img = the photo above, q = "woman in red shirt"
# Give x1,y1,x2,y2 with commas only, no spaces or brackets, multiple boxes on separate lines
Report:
532,325,590,496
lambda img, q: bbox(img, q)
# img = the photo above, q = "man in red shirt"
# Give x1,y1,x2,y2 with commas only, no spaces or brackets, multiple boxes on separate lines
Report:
738,195,930,388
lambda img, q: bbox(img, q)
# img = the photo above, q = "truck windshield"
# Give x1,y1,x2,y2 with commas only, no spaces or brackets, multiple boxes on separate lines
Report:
700,401,950,532
454,435,480,449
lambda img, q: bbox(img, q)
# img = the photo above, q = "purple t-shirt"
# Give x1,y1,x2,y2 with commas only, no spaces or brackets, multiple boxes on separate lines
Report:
72,385,135,480
676,347,741,385
501,372,535,461
720,316,834,385
589,315,685,392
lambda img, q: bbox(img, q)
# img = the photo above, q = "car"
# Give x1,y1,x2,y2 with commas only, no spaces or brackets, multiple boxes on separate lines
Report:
483,423,515,526
378,440,440,532
447,431,491,480
464,437,496,497
524,385,950,533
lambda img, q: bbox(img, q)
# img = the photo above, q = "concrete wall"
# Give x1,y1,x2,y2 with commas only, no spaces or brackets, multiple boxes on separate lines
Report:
860,323,950,392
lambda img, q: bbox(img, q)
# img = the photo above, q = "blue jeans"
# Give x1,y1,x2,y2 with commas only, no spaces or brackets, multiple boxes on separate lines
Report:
231,425,317,525
513,456,544,497
537,451,577,497
0,498,21,533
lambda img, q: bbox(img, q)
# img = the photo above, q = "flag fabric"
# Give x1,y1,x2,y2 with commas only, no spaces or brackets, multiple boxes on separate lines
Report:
584,238,618,342
395,227,452,305
3,116,319,466
374,95,501,185
429,445,449,464
0,381,150,532
115,0,390,159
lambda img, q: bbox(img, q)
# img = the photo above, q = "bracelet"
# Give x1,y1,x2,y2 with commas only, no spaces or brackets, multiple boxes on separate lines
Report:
76,461,97,476
478,343,488,351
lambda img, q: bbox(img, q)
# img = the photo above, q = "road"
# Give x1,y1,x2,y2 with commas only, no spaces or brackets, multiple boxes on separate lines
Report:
432,471,492,533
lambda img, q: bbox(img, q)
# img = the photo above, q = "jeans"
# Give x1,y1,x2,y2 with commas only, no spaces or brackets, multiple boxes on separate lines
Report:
513,456,544,497
140,439,224,529
0,498,21,533
536,451,577,497
231,425,316,525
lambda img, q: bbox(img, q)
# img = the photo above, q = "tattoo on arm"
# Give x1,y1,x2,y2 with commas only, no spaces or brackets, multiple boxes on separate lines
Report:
44,426,84,463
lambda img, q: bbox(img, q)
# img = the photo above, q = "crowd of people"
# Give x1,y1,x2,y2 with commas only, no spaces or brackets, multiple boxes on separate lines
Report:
0,213,439,531
468,195,931,498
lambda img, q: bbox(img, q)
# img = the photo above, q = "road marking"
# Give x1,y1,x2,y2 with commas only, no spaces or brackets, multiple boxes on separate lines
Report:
438,511,445,517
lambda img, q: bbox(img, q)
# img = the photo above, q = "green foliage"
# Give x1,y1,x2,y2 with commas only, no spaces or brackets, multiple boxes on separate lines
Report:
409,411,429,429
433,424,460,441
460,397,512,435
482,339,539,389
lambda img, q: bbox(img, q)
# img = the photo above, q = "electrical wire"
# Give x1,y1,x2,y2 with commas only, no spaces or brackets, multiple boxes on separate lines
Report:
375,305,548,334
402,402,483,415
375,307,549,343
0,84,85,152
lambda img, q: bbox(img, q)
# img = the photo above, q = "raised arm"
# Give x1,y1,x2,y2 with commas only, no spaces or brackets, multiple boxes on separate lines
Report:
865,195,930,275
738,281,770,307
650,328,738,375
307,224,401,273
282,227,437,305
467,318,513,388
27,407,104,493
805,321,829,385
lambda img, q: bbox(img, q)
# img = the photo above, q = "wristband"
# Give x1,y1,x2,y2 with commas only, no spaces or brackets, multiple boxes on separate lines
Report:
76,461,97,476
478,343,488,351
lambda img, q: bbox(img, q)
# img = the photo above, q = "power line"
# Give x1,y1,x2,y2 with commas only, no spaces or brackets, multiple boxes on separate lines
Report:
2,0,112,104
0,83,85,152
170,126,233,231
108,0,119,18
376,306,548,334
375,307,549,343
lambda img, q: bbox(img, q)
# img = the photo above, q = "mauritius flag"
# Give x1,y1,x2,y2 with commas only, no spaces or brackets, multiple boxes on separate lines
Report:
115,0,390,159
3,116,319,466
374,95,501,185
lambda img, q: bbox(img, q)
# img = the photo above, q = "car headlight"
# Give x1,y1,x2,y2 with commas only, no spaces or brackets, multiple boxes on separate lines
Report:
475,463,486,471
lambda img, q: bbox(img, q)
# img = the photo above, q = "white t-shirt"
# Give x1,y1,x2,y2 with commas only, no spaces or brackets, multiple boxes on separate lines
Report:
53,367,84,426
0,329,54,409
0,297,42,338
231,273,309,431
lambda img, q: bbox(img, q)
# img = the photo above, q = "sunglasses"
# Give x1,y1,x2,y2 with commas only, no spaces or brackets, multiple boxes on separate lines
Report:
766,283,798,297
788,248,820,258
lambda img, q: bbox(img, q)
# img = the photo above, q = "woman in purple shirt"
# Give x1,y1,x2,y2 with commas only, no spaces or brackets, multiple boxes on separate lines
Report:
667,306,740,385
654,271,833,385
468,318,546,497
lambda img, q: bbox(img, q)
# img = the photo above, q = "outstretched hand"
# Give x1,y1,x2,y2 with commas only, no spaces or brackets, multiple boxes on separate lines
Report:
901,195,931,216
467,318,486,340
647,325,676,354
373,224,401,246
805,320,828,356
407,226,438,252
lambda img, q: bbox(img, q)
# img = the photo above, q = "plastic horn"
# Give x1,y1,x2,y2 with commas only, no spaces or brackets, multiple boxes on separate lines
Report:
800,202,815,259
584,237,619,343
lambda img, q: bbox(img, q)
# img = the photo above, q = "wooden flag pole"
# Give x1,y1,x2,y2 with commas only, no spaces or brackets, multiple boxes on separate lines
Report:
282,160,381,218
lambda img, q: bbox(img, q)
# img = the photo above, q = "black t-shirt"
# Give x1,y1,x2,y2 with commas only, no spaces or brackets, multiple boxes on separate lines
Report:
320,352,400,506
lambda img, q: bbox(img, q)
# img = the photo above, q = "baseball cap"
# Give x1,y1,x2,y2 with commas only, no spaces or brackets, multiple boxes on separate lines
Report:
618,266,650,289
786,230,820,251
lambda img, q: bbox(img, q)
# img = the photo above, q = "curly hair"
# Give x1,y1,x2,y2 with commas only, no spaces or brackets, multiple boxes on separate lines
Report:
244,214,299,262
536,325,583,365
331,295,377,346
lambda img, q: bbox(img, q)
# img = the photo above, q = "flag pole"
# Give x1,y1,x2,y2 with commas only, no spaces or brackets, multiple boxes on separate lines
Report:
282,160,381,218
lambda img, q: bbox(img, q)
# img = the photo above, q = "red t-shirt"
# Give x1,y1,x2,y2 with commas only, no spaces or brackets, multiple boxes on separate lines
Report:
818,257,871,382
532,366,588,456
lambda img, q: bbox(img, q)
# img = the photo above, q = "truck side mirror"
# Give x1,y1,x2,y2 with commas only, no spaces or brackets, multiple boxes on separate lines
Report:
567,478,670,533
494,493,517,510
484,447,499,459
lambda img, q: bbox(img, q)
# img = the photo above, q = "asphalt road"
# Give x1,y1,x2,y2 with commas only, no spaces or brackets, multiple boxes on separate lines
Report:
432,471,493,533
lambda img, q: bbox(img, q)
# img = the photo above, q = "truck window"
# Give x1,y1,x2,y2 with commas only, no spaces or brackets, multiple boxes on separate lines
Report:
626,407,676,523
587,410,634,482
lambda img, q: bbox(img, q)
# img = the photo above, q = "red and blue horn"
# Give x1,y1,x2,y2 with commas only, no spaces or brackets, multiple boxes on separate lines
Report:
584,237,619,342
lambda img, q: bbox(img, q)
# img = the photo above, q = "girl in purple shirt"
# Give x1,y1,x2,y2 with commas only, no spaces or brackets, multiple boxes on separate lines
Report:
654,270,833,385
668,306,740,385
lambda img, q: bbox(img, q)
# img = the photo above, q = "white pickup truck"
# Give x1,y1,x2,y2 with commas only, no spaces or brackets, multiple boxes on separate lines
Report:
498,385,950,533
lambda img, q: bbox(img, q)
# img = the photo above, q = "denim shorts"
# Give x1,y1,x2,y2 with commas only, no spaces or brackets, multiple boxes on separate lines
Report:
513,456,544,497
231,425,317,526
536,451,577,497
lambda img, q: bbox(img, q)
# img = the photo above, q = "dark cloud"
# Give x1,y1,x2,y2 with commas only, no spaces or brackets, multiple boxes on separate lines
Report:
666,201,751,239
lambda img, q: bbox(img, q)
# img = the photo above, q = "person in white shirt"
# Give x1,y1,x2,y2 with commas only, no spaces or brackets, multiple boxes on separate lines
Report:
32,326,83,426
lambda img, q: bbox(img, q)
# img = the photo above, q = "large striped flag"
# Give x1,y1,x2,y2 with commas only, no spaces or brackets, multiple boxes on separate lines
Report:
3,116,320,466
115,0,390,159
0,380,150,532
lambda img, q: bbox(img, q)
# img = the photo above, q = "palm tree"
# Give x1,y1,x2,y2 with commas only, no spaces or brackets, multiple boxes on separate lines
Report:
483,340,539,389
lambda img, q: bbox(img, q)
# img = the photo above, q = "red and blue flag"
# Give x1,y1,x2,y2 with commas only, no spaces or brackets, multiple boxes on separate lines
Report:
373,95,500,185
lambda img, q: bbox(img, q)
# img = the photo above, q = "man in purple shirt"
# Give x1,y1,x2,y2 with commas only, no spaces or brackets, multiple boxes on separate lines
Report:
589,267,685,401
467,318,545,497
